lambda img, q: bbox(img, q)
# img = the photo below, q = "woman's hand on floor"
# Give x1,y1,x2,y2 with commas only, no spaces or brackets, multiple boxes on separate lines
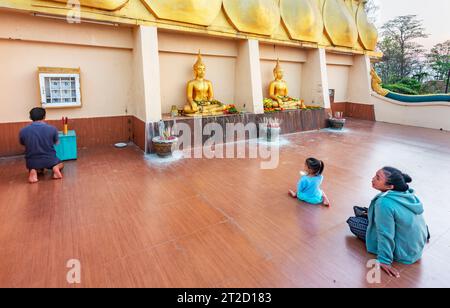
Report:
380,263,400,278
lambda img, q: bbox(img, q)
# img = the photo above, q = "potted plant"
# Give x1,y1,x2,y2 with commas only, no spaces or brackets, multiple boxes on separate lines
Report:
328,112,346,130
260,118,282,142
152,121,178,157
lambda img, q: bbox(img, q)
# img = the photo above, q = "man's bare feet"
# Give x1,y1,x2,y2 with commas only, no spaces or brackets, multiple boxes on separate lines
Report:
28,169,39,184
289,190,297,198
52,163,64,180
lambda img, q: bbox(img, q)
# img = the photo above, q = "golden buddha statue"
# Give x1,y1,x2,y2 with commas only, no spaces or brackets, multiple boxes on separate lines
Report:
184,51,226,117
370,67,389,96
268,59,305,110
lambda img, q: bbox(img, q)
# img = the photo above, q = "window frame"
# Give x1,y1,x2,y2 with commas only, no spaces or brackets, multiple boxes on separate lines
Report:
38,67,82,109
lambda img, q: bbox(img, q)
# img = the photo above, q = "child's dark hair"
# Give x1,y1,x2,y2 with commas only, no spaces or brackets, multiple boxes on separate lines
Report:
382,167,412,192
306,157,325,176
30,107,46,122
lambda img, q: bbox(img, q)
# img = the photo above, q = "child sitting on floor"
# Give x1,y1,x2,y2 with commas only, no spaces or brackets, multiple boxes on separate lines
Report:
289,157,330,206
19,107,64,184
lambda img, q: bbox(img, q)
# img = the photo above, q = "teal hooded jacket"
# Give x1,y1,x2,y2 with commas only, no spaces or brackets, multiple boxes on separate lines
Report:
366,189,428,265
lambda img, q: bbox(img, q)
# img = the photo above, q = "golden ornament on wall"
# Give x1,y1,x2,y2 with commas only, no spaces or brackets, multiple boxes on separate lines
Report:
223,0,281,36
356,1,378,51
49,0,129,11
323,0,359,48
140,0,223,26
345,0,358,16
280,0,323,43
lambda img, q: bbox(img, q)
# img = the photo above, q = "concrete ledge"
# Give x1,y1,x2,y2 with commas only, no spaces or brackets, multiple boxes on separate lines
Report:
372,93,450,131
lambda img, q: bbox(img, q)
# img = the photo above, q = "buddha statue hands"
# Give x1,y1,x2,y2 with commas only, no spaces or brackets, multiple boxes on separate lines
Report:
267,59,302,110
184,51,227,117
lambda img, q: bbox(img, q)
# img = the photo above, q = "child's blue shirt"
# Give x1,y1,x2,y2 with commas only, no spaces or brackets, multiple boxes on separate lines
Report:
297,175,324,204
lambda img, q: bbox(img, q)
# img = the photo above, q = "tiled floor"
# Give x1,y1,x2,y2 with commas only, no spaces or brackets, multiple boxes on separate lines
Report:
0,119,449,288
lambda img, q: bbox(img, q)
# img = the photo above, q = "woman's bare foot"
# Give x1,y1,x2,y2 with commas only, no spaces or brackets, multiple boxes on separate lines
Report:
52,163,64,180
28,169,39,184
288,190,297,198
322,193,331,207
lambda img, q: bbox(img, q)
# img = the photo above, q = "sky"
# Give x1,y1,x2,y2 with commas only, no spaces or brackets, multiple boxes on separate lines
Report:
374,0,450,50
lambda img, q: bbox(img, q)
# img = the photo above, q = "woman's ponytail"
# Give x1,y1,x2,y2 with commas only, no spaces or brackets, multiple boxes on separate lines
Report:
402,173,412,184
382,167,413,192
318,160,325,175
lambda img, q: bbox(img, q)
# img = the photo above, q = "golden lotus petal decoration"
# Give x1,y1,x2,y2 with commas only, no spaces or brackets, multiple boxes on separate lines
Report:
280,0,323,43
50,0,129,11
140,0,223,26
323,0,358,48
356,1,378,50
223,0,281,36
345,0,358,15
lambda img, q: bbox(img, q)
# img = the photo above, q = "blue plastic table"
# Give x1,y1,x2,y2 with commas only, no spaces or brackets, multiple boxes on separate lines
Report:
55,130,77,161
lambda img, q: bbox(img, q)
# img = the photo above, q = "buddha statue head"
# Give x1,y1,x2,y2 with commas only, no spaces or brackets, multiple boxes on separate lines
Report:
193,50,206,79
273,59,284,80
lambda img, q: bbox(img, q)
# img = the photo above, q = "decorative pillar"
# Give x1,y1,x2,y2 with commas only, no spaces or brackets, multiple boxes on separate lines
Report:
133,25,162,152
135,26,162,123
301,48,330,111
347,55,372,104
235,39,264,114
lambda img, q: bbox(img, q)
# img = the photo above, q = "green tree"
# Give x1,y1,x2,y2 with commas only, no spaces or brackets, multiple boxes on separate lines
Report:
427,40,450,81
380,15,428,80
377,36,402,83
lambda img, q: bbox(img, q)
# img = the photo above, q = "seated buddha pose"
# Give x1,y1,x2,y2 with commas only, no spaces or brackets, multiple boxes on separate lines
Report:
267,59,306,110
184,51,226,117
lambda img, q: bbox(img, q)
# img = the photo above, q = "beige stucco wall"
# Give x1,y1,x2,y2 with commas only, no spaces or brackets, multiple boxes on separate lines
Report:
131,27,148,123
347,55,372,105
158,31,238,114
372,93,450,131
0,11,134,123
260,44,307,100
327,65,350,103
0,11,133,49
302,48,330,108
0,10,374,124
259,44,308,63
326,53,354,66
132,26,162,123
326,52,357,103
234,40,264,113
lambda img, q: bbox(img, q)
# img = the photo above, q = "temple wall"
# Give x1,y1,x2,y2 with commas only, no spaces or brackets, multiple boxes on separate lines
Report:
158,31,238,114
0,9,381,156
0,11,134,123
327,65,350,103
0,11,133,49
325,52,354,103
0,0,382,57
326,53,354,66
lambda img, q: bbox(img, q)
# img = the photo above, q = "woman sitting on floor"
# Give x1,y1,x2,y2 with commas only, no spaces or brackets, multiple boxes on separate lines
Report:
347,167,429,278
